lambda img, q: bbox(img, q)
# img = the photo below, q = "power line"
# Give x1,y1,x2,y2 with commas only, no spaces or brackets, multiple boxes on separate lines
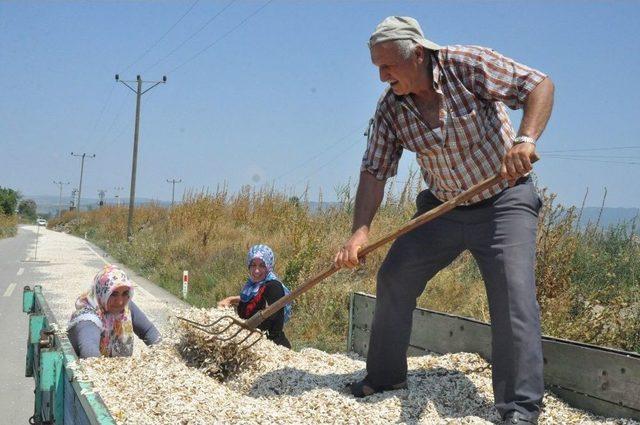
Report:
167,0,273,74
275,120,370,192
143,0,237,74
91,94,130,152
273,126,365,182
540,145,640,153
80,0,272,184
542,153,640,160
288,119,373,188
85,1,201,157
104,118,134,149
544,154,640,165
120,0,201,74
290,132,366,190
83,84,115,152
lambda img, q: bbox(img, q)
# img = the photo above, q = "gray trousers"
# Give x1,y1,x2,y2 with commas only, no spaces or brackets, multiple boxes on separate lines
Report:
367,178,544,419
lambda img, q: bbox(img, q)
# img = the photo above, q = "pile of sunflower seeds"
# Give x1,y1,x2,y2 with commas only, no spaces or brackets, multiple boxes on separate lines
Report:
25,227,639,424
76,308,638,425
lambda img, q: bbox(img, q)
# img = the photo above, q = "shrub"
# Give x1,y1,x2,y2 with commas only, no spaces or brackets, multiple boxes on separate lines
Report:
0,214,18,239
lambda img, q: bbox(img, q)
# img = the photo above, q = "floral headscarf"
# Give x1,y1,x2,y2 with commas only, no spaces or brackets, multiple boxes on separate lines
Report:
68,265,135,357
240,244,292,322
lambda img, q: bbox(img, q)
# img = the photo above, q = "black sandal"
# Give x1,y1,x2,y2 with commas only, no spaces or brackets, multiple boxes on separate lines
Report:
348,377,408,398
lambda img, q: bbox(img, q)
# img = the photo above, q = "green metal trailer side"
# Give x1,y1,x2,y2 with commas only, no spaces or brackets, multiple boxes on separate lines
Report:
23,285,116,425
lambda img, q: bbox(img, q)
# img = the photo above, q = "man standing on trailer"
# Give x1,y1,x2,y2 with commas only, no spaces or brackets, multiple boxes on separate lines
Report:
334,16,554,425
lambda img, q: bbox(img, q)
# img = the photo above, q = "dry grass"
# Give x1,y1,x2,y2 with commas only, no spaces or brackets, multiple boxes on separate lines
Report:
534,190,640,351
49,177,640,353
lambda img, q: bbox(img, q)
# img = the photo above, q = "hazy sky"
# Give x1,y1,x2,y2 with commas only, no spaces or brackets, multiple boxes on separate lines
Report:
2,1,639,207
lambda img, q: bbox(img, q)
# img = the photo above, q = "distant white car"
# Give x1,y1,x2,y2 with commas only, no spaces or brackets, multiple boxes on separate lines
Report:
36,218,47,226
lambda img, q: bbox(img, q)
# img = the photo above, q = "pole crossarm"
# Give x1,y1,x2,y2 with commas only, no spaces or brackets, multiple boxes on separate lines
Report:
142,81,165,95
119,82,138,93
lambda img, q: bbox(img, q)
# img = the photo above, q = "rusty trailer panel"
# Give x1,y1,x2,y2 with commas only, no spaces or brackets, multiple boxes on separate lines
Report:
347,292,640,421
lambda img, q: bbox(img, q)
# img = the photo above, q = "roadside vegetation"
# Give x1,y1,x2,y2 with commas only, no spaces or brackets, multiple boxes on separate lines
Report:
0,187,20,239
49,176,640,353
0,214,18,239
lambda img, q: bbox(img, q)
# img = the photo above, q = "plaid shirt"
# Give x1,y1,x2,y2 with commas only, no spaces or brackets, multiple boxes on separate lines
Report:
361,45,547,204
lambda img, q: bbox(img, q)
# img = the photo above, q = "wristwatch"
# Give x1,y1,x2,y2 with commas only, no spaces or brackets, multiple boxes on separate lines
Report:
513,135,536,145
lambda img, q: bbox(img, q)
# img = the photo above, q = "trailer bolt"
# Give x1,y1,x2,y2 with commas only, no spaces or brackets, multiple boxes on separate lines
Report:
39,328,55,349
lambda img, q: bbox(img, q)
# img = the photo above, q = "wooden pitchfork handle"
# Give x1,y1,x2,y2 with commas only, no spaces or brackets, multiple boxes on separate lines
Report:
243,157,539,330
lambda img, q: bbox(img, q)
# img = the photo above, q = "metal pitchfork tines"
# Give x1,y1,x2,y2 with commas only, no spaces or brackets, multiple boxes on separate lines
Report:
176,314,264,351
177,159,539,351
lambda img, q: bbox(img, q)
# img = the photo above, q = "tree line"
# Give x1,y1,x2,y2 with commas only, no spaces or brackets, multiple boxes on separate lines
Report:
0,187,38,221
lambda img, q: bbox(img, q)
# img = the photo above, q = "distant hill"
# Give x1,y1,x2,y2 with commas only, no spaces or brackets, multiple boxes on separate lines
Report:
27,195,170,217
576,207,640,229
308,204,640,232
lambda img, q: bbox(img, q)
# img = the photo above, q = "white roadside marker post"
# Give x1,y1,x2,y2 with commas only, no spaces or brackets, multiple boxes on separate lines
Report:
182,270,189,299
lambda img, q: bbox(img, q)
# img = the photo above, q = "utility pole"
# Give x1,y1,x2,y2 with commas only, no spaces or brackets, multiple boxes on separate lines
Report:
53,180,70,217
70,188,78,211
113,186,124,207
98,189,107,207
116,74,167,239
71,152,95,213
166,178,182,207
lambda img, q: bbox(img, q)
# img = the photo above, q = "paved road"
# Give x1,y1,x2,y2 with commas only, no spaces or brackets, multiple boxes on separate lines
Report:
0,225,187,423
0,226,39,424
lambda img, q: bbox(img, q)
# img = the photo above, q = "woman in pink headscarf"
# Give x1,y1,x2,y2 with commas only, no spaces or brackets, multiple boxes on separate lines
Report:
67,265,161,358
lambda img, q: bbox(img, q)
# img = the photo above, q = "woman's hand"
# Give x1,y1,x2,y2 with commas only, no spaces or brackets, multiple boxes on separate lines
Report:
217,296,240,308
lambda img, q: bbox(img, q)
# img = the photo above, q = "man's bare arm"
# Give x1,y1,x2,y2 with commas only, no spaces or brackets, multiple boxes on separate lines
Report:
502,77,554,181
352,171,386,233
519,77,555,140
334,171,386,268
